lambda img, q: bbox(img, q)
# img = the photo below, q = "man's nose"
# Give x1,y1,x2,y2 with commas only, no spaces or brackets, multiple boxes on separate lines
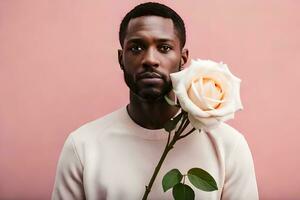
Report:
142,47,160,68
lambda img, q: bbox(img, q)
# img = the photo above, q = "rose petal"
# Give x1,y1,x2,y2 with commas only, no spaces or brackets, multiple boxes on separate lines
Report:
174,87,210,117
189,80,210,110
188,114,221,131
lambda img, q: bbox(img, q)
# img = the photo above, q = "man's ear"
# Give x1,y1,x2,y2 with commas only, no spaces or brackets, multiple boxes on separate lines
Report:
180,48,189,68
118,49,124,70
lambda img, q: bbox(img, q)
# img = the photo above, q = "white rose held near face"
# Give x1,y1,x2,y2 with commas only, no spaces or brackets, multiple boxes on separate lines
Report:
170,59,243,131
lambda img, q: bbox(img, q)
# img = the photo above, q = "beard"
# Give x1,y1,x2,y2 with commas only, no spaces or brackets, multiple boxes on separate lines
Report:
123,68,174,102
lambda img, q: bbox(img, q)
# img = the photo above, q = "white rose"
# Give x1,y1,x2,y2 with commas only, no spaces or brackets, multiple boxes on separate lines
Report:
170,59,243,131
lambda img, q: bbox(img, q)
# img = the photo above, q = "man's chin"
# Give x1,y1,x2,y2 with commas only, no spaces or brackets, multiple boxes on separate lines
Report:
135,89,167,102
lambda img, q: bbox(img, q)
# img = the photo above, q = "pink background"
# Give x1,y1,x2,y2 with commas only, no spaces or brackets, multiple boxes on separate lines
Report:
1,1,299,199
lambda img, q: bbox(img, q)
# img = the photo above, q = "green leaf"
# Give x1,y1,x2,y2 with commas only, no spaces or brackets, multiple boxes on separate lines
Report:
187,168,218,191
162,169,183,192
172,183,195,200
164,95,177,106
164,112,183,132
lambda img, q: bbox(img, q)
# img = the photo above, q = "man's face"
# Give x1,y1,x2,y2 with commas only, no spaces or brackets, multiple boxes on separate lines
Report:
119,16,188,101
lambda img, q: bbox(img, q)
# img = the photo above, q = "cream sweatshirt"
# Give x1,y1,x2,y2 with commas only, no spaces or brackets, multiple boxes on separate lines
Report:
52,106,259,200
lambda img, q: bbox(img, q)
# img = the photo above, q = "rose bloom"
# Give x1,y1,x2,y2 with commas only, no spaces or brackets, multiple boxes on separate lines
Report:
170,59,243,131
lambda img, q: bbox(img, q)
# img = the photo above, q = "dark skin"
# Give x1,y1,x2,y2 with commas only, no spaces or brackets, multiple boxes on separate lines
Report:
118,16,189,129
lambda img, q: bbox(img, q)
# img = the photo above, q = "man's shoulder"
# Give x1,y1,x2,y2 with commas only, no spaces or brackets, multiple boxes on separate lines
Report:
208,122,246,151
69,106,127,143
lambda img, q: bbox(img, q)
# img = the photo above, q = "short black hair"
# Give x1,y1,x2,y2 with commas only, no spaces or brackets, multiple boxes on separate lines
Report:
119,2,186,49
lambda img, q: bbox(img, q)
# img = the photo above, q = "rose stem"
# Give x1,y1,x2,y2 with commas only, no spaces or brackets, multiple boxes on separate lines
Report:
141,116,190,200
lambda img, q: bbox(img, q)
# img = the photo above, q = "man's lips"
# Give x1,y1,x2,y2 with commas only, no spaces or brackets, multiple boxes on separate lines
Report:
137,72,162,80
137,72,163,84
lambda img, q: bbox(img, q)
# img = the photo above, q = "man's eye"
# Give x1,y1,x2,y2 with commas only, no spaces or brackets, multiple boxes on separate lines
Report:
130,45,143,53
159,45,172,53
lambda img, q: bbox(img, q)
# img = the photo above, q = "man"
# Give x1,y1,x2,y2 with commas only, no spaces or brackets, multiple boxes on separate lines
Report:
52,2,259,200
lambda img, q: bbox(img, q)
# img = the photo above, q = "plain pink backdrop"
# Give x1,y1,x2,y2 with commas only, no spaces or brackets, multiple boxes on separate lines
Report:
1,1,299,199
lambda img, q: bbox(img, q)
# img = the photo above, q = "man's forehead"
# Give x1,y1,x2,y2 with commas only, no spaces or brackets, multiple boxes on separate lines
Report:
125,16,178,42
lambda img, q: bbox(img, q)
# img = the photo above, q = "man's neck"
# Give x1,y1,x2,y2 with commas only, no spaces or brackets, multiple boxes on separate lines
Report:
127,91,179,130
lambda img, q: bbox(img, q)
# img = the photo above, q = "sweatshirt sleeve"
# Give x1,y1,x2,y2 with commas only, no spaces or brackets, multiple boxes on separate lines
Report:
221,135,259,200
52,134,85,200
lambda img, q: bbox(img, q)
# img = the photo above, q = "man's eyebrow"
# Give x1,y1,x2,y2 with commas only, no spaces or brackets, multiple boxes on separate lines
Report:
155,38,175,43
126,38,144,44
125,37,175,44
